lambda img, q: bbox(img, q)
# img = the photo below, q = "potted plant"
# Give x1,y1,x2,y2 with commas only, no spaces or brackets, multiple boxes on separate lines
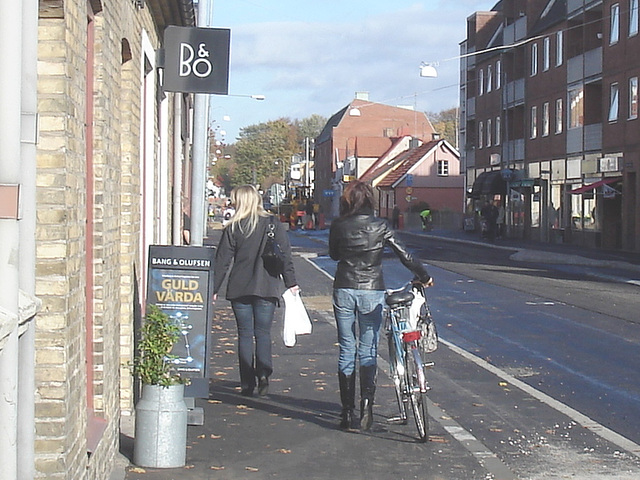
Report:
132,304,188,468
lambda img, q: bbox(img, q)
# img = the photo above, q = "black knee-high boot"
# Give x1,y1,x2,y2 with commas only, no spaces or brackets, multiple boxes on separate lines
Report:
338,372,357,430
360,365,376,431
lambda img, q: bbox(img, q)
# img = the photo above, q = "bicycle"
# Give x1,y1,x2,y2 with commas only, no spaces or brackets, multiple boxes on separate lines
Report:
385,282,435,442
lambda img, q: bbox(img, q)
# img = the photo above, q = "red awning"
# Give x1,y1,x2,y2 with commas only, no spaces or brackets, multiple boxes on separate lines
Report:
570,177,621,194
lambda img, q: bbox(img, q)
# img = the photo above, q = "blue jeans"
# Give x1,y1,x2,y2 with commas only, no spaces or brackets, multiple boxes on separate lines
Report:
333,288,385,375
231,296,277,391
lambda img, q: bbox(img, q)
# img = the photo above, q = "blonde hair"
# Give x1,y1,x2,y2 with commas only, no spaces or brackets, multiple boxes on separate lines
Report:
228,185,268,236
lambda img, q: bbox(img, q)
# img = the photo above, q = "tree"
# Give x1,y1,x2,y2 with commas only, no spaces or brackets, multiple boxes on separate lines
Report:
231,119,298,188
294,114,326,144
427,107,458,147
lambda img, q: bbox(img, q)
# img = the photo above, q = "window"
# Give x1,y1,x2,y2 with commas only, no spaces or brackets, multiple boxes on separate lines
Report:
478,121,484,148
555,98,563,134
530,106,538,138
610,3,620,45
543,37,550,71
629,77,638,119
495,116,501,145
478,68,484,95
631,0,639,37
486,118,492,147
569,88,584,128
542,102,550,136
609,82,619,122
487,64,493,93
437,160,449,176
531,43,538,76
495,60,502,89
556,31,563,66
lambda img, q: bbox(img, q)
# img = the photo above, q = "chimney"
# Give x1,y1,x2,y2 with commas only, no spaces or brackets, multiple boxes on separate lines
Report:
432,132,441,141
355,91,369,101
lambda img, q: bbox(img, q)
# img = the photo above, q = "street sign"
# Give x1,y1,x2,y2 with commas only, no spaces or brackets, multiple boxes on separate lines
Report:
323,189,335,197
163,26,230,94
406,174,413,186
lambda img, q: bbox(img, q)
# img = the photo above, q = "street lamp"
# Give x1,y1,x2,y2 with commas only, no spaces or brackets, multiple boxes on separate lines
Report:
228,93,266,101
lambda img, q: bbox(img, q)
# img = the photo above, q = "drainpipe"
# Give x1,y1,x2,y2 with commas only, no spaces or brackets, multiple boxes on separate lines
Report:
173,95,183,245
0,0,24,477
18,0,39,478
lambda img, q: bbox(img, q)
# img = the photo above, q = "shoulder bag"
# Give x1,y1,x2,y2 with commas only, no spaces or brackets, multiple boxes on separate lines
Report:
262,217,285,277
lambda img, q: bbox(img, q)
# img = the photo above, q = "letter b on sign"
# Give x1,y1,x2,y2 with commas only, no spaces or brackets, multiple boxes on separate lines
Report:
164,26,230,94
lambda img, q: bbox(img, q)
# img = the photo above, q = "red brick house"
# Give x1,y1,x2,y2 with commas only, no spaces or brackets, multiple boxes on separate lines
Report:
314,93,435,217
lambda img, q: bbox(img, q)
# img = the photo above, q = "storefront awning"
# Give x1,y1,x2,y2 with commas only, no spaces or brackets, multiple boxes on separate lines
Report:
469,171,507,198
570,177,621,194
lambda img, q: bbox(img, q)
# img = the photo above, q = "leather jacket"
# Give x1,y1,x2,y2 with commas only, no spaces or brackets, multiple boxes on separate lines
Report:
329,210,431,290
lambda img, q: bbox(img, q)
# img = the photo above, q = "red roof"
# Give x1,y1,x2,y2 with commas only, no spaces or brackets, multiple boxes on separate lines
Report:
377,140,440,188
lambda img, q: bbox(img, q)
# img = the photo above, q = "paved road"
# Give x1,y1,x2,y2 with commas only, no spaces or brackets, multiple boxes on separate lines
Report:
119,226,640,480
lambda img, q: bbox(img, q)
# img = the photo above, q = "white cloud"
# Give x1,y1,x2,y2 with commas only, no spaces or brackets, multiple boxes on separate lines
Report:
216,1,494,138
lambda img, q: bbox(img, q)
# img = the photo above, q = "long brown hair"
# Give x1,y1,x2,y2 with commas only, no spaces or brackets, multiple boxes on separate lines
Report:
340,180,374,216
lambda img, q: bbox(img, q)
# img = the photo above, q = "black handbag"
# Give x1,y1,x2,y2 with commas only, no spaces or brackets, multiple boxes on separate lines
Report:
261,218,285,277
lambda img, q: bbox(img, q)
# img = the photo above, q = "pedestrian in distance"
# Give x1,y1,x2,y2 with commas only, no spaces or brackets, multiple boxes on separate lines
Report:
480,200,499,242
329,180,433,431
391,205,400,229
213,185,300,397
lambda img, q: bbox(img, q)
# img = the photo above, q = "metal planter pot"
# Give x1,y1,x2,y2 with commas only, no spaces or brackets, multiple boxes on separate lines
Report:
133,383,188,468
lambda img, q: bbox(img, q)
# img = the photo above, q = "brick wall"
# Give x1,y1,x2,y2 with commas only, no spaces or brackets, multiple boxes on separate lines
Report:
36,0,170,478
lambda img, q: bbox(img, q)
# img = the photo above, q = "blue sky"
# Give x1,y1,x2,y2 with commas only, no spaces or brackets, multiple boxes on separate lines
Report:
208,0,494,141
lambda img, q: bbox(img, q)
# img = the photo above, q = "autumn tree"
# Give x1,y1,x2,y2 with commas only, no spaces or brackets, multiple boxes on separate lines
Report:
231,118,298,189
427,107,458,147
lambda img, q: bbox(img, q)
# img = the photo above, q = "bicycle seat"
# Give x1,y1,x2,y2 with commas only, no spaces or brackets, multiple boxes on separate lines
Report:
385,291,414,306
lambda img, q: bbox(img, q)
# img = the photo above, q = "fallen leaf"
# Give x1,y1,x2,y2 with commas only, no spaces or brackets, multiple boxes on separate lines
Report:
430,436,449,443
277,448,292,454
129,467,146,473
210,465,225,470
184,464,195,469
210,434,222,439
489,428,503,432
208,399,222,404
499,382,508,387
472,403,484,407
246,466,259,472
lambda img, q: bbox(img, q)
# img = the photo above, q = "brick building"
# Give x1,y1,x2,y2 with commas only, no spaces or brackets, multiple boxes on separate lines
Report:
314,93,435,217
0,0,195,478
460,0,639,251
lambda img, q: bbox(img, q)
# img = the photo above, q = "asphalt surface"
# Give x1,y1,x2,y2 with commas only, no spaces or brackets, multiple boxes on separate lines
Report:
117,224,640,480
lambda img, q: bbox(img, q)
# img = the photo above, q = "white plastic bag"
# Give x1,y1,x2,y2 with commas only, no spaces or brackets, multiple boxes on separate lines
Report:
282,289,312,347
408,286,426,330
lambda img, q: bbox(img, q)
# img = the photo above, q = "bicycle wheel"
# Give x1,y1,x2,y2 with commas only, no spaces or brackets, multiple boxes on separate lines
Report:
405,345,429,442
387,333,407,424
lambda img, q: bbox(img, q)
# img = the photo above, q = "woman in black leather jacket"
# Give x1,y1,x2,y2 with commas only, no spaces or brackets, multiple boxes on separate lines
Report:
329,181,432,431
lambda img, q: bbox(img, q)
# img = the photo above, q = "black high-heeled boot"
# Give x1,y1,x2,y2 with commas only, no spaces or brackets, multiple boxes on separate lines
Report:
338,372,357,430
359,365,376,431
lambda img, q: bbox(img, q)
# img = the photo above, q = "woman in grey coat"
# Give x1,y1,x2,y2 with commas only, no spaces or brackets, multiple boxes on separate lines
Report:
213,185,299,396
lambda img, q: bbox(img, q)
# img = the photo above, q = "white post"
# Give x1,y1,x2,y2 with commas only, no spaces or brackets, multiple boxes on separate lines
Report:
0,0,24,477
